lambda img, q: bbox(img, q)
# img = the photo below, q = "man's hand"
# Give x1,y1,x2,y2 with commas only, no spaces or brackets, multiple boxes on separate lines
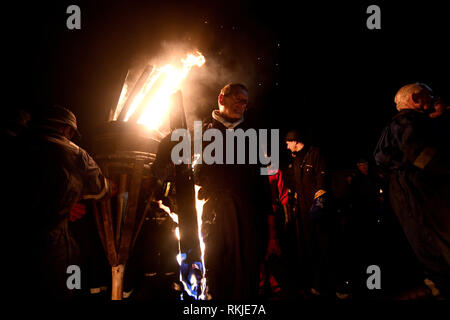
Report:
69,203,87,222
310,190,328,220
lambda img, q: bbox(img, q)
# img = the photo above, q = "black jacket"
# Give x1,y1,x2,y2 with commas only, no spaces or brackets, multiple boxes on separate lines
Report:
12,129,108,298
285,145,327,215
194,116,273,299
374,109,450,295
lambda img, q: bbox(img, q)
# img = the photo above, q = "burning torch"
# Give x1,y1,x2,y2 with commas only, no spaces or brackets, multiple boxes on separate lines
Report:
91,52,206,300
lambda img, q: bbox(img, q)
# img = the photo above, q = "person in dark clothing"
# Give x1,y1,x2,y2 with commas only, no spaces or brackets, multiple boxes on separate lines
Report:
284,129,334,297
194,83,280,299
11,106,112,300
374,83,450,298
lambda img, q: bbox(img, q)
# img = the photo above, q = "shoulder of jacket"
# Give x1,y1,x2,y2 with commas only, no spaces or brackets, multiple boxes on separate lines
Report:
392,109,423,123
307,146,322,155
45,134,79,152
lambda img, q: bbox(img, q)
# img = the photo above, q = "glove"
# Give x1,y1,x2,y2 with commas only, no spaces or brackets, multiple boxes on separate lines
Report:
310,190,328,221
69,202,87,222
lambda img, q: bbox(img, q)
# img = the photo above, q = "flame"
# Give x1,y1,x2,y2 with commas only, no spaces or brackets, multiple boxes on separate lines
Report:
157,199,204,299
194,185,206,263
192,153,207,299
158,200,179,224
194,184,207,299
113,82,128,120
176,253,184,266
119,51,205,130
156,155,208,300
192,153,201,167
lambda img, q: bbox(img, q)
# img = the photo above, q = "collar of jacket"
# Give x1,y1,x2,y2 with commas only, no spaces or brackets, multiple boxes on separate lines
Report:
293,144,310,158
395,108,425,119
212,110,244,129
42,130,80,149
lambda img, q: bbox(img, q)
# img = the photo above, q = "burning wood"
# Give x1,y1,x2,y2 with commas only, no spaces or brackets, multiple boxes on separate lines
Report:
113,51,205,132
92,51,207,300
116,64,154,122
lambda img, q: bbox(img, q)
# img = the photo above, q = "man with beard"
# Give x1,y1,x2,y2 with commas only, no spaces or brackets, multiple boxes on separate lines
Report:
194,83,280,299
374,83,450,298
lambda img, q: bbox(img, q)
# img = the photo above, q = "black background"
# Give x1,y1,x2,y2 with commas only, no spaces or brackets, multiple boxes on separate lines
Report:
4,0,449,170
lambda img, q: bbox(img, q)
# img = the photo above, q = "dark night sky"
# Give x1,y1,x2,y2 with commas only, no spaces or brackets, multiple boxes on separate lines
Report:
5,0,449,170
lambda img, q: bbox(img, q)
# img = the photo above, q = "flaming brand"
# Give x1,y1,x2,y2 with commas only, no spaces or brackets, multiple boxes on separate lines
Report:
113,51,205,132
170,121,279,175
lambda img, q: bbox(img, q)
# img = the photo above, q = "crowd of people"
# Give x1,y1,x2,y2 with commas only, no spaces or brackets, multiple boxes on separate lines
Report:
1,82,448,301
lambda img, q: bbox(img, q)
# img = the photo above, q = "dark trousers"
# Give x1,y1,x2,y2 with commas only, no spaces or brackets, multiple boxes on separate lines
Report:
295,211,335,295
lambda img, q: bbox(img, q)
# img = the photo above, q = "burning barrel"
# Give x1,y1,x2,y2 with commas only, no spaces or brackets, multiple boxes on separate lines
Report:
91,121,161,300
90,51,206,300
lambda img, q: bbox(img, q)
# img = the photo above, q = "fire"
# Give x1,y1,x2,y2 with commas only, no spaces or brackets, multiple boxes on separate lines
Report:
158,200,179,224
194,184,207,299
194,186,206,257
193,153,207,299
157,199,205,299
116,51,205,131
